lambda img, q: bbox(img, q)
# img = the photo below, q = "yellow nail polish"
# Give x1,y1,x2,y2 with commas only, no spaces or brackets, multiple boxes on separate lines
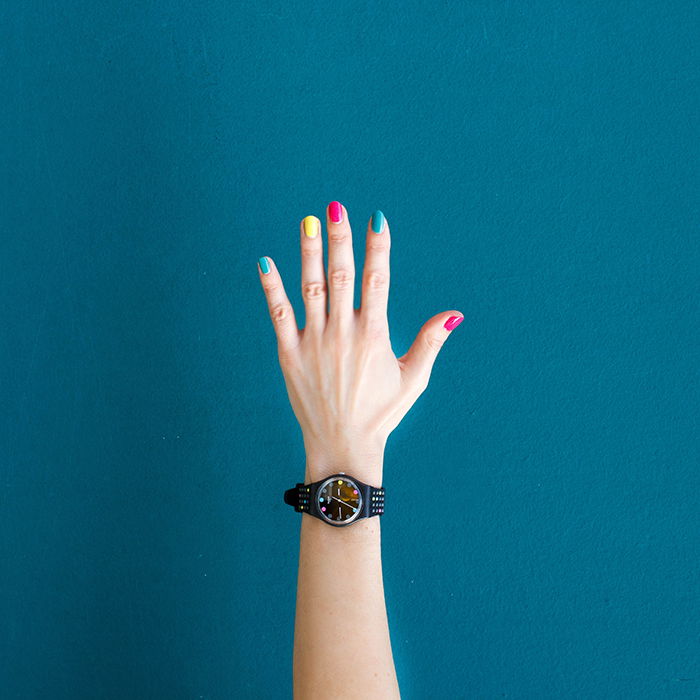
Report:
303,215,319,238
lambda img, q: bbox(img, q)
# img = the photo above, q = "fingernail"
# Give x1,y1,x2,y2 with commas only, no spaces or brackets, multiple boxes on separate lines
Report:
258,256,271,274
371,210,384,234
444,315,464,331
303,215,319,238
329,201,343,223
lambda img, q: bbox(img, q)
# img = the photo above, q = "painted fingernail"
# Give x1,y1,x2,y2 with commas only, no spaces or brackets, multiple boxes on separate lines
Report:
303,215,319,238
258,256,271,274
444,315,464,331
329,201,343,224
371,210,384,234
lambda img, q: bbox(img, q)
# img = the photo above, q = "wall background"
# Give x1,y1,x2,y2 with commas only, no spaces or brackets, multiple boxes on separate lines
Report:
2,1,698,698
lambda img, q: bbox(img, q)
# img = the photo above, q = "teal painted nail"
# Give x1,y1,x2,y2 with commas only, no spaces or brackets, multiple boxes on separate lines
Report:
258,256,270,274
371,210,385,234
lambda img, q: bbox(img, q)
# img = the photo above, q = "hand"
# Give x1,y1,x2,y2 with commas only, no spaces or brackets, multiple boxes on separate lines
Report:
257,202,463,485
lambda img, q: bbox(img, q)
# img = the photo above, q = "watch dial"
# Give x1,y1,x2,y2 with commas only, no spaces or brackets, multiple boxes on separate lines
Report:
317,478,362,524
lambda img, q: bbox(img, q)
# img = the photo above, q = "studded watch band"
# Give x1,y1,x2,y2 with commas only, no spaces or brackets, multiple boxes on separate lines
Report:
368,486,385,516
284,483,310,513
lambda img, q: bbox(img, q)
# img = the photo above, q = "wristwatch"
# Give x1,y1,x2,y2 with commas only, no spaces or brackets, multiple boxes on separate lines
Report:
283,472,385,527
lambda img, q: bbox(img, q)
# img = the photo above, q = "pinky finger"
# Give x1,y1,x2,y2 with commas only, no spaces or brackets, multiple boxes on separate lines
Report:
257,256,301,359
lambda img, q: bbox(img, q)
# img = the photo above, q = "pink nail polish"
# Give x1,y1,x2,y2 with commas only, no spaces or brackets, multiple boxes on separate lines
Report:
444,315,464,331
329,201,343,223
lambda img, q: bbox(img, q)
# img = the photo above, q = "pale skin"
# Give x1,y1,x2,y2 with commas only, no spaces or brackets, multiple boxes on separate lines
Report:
257,202,463,699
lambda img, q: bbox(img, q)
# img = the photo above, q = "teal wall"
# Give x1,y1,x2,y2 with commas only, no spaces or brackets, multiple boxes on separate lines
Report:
2,2,698,698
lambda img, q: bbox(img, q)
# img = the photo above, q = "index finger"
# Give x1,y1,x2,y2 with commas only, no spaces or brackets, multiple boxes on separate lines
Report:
359,210,391,335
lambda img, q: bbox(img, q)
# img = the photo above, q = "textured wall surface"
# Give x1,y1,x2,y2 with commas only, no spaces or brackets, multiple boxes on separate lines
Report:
2,2,698,698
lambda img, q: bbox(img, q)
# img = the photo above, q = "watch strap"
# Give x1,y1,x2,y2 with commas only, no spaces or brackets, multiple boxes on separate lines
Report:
368,485,385,517
283,483,311,513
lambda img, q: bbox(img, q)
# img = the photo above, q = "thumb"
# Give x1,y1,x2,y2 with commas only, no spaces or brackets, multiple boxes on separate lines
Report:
398,311,464,391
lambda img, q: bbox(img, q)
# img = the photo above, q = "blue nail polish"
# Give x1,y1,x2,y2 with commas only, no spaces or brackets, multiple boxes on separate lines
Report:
371,210,384,234
258,256,270,274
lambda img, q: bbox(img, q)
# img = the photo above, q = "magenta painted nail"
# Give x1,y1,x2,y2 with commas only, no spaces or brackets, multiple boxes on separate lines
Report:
329,201,343,223
444,315,464,331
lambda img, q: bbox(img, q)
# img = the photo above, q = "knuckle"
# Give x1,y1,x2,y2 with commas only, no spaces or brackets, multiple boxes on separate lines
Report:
424,334,444,352
404,372,429,395
302,281,326,301
365,271,388,291
329,268,354,289
327,319,353,344
328,230,348,243
301,246,320,260
367,238,390,253
270,303,291,323
362,317,387,340
264,282,283,296
277,346,298,368
277,346,290,364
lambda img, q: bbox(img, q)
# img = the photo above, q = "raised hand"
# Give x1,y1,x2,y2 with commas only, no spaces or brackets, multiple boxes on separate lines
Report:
257,201,463,485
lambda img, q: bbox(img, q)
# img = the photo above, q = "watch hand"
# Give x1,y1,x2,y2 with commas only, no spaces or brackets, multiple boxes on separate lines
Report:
331,497,356,512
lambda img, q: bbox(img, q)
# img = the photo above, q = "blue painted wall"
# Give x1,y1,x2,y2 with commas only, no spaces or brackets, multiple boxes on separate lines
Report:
2,1,698,697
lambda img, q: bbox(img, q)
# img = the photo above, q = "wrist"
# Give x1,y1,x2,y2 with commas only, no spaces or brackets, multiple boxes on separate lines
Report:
304,448,385,486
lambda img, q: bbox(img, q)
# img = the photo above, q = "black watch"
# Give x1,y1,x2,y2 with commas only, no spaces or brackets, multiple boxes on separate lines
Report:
283,472,385,527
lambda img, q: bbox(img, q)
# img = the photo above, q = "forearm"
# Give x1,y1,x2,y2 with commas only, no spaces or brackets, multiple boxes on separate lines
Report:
292,458,400,699
258,202,459,697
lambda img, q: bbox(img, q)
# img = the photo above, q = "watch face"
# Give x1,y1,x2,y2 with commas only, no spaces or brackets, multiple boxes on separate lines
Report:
317,477,363,525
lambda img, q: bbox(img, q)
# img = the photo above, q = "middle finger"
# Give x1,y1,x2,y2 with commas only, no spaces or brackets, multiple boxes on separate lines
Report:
325,200,356,326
